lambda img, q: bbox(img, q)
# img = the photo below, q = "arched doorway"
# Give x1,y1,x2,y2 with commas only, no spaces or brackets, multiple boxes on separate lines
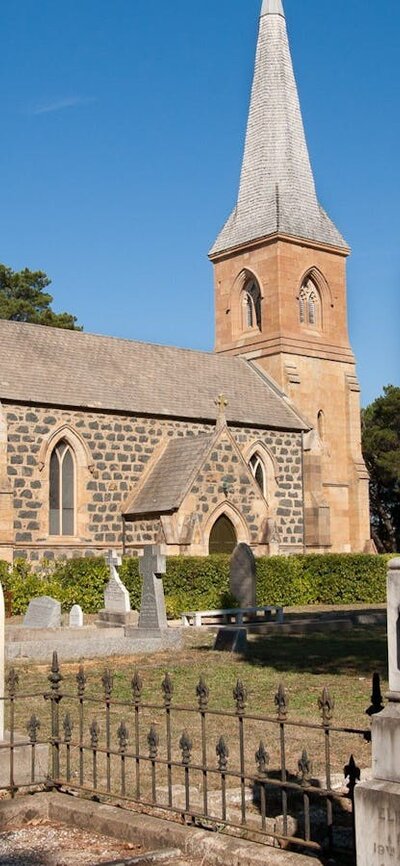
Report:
209,514,237,554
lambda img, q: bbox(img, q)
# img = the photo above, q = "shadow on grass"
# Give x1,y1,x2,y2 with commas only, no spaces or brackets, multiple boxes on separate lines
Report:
244,626,388,678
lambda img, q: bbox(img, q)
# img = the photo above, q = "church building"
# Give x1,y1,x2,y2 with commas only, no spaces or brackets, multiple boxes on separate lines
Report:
0,0,371,563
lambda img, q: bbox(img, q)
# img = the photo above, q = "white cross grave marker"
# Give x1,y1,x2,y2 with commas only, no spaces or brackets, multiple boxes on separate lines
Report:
103,550,131,614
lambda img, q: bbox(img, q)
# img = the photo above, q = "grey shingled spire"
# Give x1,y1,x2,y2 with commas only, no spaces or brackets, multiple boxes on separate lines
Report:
210,1,347,255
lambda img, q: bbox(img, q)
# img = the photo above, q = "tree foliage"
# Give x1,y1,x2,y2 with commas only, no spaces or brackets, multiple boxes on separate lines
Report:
362,385,400,552
0,264,82,330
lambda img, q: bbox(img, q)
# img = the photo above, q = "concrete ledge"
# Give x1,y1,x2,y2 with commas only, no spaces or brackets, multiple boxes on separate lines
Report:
0,793,322,865
6,627,182,661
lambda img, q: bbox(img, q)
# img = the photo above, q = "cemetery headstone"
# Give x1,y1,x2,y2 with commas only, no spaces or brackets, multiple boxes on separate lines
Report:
213,627,247,655
104,550,131,614
23,596,61,629
0,582,4,740
230,543,256,608
69,604,84,628
355,558,400,865
138,545,168,634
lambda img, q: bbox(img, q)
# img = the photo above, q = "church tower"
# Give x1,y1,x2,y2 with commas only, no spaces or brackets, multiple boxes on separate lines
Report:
209,0,371,553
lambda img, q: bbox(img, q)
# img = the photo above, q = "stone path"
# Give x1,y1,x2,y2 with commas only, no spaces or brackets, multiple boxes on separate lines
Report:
0,823,193,866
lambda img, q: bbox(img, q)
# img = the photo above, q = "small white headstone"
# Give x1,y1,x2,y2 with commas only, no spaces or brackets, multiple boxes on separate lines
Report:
104,550,131,614
23,596,61,629
0,582,4,740
69,604,84,628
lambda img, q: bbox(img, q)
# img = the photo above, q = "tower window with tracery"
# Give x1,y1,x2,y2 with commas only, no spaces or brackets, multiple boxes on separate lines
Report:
299,279,321,328
49,440,75,536
242,279,262,331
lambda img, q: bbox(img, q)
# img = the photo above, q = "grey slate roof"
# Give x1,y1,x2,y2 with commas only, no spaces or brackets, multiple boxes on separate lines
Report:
210,1,347,256
124,434,213,516
0,320,306,430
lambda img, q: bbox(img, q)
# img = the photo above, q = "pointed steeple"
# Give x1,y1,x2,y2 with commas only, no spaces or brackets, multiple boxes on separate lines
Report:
261,0,285,16
211,2,346,256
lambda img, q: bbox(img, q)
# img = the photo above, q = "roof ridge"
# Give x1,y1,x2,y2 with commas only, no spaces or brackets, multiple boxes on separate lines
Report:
0,318,219,360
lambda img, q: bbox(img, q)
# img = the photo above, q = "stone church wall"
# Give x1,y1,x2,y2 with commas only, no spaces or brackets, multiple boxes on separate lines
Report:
2,402,304,561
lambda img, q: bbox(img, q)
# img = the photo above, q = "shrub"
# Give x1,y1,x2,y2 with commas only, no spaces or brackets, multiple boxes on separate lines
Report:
0,552,393,617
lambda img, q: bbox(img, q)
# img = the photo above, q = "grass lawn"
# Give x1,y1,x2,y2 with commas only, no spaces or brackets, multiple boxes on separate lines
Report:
7,624,387,792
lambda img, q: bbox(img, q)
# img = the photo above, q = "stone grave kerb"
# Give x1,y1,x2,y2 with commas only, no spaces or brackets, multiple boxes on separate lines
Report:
138,545,168,632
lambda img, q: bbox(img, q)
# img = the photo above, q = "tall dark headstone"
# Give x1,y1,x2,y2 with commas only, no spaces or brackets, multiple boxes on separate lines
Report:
138,545,168,636
230,543,256,608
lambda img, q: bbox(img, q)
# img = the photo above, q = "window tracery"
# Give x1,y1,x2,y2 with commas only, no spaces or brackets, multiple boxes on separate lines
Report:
49,439,75,536
242,279,262,331
299,278,321,328
249,453,267,498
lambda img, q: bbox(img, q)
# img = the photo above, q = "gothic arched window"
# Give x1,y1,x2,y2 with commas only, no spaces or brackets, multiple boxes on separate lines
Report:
49,440,75,535
242,279,262,331
249,453,267,498
299,279,321,328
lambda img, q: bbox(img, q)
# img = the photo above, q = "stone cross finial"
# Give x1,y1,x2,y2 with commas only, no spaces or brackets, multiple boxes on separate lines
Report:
106,550,121,577
215,393,228,429
139,545,166,582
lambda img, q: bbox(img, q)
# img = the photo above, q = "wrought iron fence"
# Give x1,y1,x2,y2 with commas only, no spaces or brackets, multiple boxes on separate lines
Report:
1,652,384,862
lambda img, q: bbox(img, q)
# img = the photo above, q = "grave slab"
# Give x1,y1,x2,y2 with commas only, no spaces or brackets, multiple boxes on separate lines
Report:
23,597,61,629
213,628,247,654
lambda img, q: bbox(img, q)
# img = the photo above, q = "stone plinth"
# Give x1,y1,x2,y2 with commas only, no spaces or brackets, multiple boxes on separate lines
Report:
96,611,138,630
355,780,400,865
373,703,400,785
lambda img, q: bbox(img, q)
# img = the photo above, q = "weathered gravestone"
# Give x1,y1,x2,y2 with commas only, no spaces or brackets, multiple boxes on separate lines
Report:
69,604,83,628
213,627,247,655
355,558,400,866
230,543,256,609
138,545,168,636
104,551,131,613
23,596,61,629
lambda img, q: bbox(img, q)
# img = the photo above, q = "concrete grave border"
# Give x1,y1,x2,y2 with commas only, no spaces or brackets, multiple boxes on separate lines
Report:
0,792,322,865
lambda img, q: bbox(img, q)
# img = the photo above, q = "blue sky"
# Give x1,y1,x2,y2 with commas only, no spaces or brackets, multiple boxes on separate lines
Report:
0,0,398,406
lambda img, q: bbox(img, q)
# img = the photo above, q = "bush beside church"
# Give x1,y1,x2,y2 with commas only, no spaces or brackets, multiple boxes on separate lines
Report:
1,553,392,618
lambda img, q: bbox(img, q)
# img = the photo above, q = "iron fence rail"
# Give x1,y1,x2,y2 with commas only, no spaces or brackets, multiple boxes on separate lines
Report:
1,652,383,862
